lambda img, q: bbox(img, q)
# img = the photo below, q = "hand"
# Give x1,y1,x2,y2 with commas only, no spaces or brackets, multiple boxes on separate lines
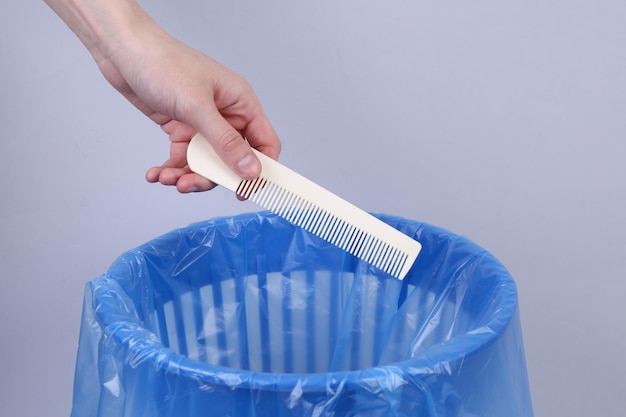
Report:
98,28,281,193
45,0,281,193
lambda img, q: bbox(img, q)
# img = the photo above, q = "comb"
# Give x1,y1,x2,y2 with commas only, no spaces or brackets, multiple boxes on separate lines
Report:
186,134,421,280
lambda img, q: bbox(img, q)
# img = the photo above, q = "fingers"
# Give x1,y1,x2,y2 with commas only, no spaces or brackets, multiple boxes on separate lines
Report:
244,113,281,161
145,137,216,193
175,172,216,193
160,119,195,141
145,165,186,185
145,165,216,193
197,109,263,180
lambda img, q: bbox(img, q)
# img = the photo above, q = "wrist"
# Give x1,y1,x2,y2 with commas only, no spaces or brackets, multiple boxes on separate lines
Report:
45,0,163,62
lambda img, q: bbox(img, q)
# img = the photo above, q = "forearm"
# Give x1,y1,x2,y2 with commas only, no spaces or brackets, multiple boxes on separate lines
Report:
44,0,162,61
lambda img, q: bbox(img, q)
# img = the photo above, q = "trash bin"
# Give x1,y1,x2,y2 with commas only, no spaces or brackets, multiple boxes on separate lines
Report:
71,211,533,417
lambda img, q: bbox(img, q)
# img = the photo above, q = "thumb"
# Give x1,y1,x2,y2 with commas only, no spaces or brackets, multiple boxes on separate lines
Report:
198,111,262,180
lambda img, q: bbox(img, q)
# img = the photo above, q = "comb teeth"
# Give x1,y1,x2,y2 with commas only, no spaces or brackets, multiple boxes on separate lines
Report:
236,178,409,278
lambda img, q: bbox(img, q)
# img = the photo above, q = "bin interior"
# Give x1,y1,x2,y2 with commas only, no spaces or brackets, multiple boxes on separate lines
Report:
107,212,515,374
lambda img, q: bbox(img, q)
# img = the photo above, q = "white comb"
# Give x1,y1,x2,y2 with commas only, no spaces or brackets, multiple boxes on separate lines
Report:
186,134,421,280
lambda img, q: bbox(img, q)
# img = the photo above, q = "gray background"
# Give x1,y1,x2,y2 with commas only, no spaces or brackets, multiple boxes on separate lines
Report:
1,1,624,416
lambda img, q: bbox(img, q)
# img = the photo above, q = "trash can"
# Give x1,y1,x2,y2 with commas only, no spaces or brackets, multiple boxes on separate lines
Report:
71,211,533,416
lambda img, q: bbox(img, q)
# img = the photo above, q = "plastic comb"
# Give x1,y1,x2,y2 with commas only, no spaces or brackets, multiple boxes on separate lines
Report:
186,134,422,280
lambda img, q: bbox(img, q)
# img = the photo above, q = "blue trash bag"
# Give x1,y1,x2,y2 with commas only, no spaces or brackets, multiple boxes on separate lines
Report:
71,211,533,417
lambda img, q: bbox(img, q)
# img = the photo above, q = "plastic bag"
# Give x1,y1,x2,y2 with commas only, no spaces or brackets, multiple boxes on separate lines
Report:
71,211,533,416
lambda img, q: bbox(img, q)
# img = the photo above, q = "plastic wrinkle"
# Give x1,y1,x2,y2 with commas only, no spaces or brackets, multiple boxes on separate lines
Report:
71,211,533,417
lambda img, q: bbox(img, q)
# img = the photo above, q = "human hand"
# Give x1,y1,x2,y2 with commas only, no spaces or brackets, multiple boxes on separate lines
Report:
100,28,280,192
45,0,280,193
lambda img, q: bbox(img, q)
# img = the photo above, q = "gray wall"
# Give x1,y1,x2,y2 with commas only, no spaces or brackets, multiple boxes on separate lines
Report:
2,1,624,416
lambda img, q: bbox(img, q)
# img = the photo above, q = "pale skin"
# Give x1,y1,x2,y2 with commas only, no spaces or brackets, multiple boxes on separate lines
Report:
44,0,281,193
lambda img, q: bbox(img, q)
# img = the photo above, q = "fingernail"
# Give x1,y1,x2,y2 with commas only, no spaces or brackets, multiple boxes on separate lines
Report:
237,154,260,178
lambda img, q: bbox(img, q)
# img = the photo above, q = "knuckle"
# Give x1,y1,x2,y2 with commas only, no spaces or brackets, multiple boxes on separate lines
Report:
216,129,244,154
